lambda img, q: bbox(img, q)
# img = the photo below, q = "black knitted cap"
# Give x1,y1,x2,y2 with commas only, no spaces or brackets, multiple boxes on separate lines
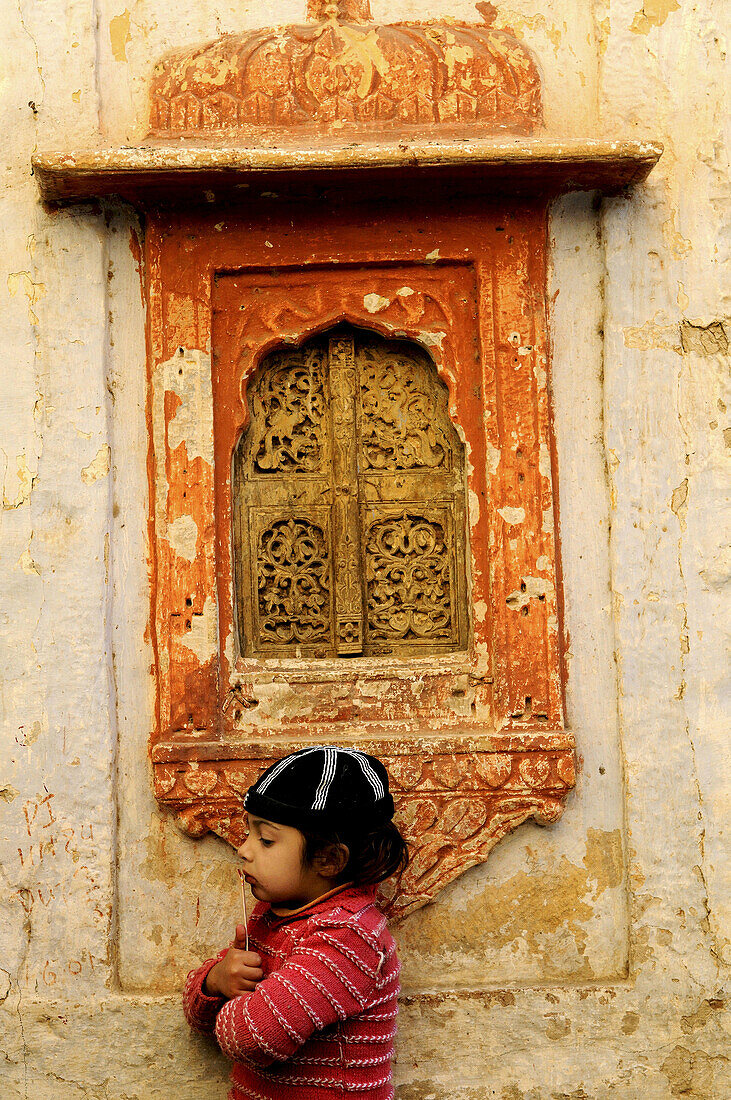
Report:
244,746,395,833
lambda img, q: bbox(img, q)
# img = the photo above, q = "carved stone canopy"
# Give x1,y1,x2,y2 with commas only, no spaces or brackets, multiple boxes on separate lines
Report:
148,0,541,140
31,4,661,922
33,1,660,205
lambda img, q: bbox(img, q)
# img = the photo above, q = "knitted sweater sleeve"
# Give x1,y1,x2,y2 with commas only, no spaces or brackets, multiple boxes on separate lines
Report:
214,917,383,1066
183,952,227,1035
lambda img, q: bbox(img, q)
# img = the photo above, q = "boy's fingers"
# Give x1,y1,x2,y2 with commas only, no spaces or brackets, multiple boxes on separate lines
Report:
226,947,262,970
233,978,259,994
234,962,263,980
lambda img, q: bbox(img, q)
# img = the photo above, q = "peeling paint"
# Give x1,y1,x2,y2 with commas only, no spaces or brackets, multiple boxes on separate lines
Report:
671,477,688,531
163,349,214,465
399,830,624,974
468,488,481,527
660,1045,717,1097
364,292,390,312
473,598,488,623
80,444,111,485
538,442,552,479
498,506,526,525
680,320,729,357
680,997,726,1034
418,330,446,349
506,575,551,611
16,547,41,575
621,1010,640,1034
631,0,681,35
109,9,132,63
7,270,45,325
485,441,501,476
662,212,693,258
623,316,682,352
168,514,199,561
545,1014,571,1040
177,597,217,663
2,452,36,509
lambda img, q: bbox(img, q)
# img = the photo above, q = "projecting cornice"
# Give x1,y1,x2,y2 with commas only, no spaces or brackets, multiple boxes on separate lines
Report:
33,137,662,204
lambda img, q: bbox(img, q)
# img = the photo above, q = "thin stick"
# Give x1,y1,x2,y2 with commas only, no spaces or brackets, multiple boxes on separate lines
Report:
237,869,249,951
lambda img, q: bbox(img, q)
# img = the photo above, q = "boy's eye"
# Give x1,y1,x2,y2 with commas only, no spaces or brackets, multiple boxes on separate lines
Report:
260,837,274,848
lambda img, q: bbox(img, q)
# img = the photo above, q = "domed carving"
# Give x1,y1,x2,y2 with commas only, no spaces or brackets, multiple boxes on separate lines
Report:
148,2,542,139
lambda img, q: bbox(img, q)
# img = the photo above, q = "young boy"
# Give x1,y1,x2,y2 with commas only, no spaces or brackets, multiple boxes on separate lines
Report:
183,745,408,1100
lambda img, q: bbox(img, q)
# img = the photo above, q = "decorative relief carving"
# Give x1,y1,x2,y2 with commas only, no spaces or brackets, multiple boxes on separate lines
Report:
365,514,453,643
222,274,461,368
234,326,467,657
152,745,575,921
359,347,451,470
148,2,543,138
256,518,331,645
329,333,364,656
248,348,327,473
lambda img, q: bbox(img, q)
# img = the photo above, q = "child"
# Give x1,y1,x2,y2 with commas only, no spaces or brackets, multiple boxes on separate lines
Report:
183,745,409,1100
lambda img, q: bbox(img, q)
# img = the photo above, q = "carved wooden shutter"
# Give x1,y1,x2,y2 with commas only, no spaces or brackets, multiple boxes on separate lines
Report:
233,327,467,657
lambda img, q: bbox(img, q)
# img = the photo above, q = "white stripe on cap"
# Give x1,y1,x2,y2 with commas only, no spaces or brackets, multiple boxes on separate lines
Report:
338,747,385,799
255,746,322,795
312,746,338,810
254,745,385,811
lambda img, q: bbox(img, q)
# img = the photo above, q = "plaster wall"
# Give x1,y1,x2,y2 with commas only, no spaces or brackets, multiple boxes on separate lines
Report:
0,0,728,1096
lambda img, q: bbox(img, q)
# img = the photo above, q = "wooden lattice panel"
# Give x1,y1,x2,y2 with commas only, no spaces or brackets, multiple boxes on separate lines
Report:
233,327,468,658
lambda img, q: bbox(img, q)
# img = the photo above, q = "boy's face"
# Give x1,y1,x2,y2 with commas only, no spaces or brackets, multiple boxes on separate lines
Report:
238,813,331,911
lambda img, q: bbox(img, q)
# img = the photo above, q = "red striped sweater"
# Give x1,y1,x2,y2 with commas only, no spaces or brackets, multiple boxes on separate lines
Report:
183,884,400,1099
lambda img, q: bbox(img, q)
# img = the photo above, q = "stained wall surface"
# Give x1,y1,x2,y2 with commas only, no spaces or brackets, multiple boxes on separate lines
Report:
0,1,728,1097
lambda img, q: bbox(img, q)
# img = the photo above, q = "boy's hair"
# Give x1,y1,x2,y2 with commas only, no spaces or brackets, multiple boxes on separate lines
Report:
301,820,409,887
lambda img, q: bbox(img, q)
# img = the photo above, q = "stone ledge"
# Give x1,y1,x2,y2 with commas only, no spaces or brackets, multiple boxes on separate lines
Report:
32,137,662,204
151,728,576,762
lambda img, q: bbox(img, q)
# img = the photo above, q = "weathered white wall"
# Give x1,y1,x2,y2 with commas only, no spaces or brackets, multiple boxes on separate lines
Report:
1,0,727,1096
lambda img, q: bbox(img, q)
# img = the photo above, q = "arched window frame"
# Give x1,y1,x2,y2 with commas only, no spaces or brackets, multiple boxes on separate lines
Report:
232,325,470,660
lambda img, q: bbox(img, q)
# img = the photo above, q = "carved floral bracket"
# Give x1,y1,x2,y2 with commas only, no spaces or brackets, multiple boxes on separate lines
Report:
32,1,660,920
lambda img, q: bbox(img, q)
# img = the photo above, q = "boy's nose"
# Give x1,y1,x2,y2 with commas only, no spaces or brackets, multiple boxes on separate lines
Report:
237,839,251,861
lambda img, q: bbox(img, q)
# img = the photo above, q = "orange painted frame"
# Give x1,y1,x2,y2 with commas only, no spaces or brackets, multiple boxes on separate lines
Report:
147,195,573,919
211,261,483,682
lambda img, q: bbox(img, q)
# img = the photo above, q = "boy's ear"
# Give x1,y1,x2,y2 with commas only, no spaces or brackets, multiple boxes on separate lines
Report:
313,843,349,878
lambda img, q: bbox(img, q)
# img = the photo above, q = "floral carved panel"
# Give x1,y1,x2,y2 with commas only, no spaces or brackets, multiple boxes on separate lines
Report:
155,741,575,921
146,198,573,919
233,326,467,659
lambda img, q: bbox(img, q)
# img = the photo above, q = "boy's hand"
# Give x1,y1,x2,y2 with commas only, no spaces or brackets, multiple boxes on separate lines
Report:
204,926,263,999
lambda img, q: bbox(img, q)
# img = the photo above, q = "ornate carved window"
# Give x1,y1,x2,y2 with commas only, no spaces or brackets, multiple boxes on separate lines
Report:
233,327,468,658
145,247,577,921
34,0,661,924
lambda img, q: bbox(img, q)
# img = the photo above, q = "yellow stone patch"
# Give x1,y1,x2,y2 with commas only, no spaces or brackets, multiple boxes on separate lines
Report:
110,9,132,63
631,0,681,34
